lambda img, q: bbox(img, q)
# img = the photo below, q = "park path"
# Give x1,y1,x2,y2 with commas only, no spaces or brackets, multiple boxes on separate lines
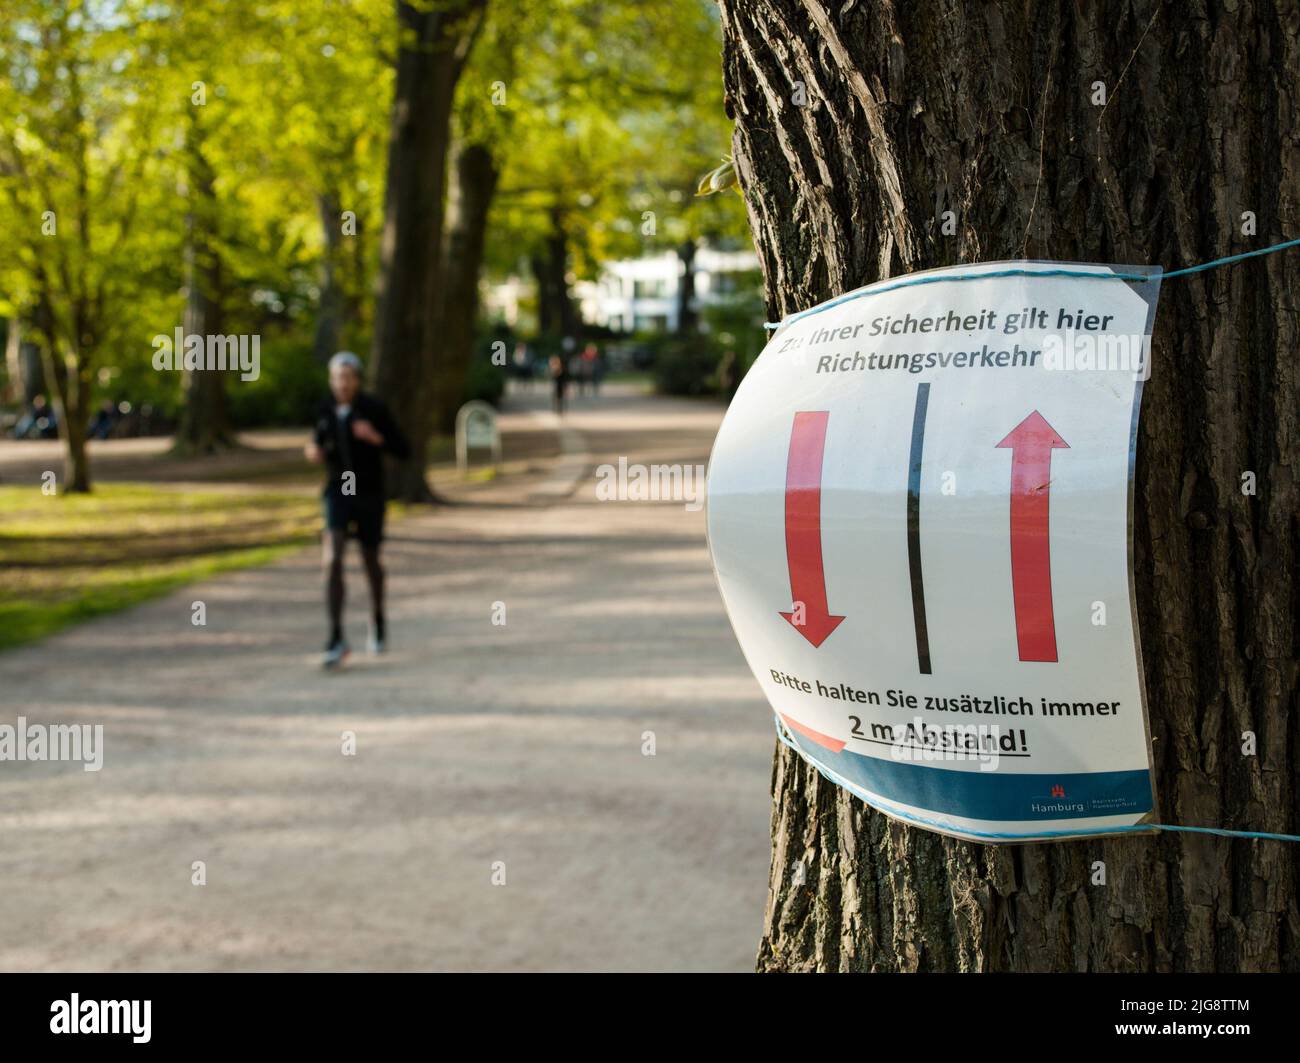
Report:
0,383,775,972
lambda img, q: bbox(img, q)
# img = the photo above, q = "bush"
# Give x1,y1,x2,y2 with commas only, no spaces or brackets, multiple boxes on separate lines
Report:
464,353,505,407
227,337,327,427
652,338,723,397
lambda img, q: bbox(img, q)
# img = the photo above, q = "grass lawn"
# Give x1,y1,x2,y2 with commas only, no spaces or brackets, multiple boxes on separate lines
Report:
0,482,321,652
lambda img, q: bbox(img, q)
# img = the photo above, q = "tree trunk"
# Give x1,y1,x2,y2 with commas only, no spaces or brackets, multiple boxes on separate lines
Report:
369,0,485,502
718,0,1299,972
347,194,370,338
20,340,45,404
3,319,17,403
3,319,45,404
175,116,232,455
531,206,578,340
314,190,344,364
676,238,698,335
32,290,92,493
433,140,500,434
39,345,92,494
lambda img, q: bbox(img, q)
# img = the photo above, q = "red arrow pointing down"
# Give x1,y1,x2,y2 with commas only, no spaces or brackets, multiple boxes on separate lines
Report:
996,411,1069,662
779,411,845,647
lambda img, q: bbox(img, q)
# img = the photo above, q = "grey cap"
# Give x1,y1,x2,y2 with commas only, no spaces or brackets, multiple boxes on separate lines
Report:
329,350,363,375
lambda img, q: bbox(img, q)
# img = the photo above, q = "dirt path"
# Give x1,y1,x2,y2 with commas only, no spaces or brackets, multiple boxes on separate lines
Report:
0,384,774,972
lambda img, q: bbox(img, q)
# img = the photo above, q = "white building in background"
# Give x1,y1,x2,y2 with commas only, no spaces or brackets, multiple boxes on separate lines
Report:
482,274,530,329
577,244,759,333
482,243,760,334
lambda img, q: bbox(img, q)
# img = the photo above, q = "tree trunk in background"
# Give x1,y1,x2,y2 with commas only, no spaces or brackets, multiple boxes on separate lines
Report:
31,287,92,493
530,255,553,334
41,346,91,492
676,237,698,335
347,197,370,336
175,117,232,455
2,318,36,403
19,339,45,404
314,190,344,364
718,0,1299,972
370,0,485,502
532,206,578,339
2,319,15,401
434,140,499,434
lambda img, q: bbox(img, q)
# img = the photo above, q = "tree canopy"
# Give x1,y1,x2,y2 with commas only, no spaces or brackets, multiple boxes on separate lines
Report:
0,0,750,491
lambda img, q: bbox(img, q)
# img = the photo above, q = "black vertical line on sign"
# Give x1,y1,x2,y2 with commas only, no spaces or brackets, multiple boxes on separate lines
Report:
908,383,932,674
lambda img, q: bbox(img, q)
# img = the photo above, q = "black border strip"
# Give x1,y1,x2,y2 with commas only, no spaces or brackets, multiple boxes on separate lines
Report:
908,382,931,674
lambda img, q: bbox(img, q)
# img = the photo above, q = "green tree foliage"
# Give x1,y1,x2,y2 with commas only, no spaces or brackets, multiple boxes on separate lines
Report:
0,0,754,489
477,0,751,334
0,0,178,488
0,0,392,485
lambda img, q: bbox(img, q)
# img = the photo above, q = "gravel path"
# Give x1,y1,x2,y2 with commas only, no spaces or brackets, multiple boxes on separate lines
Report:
0,385,774,972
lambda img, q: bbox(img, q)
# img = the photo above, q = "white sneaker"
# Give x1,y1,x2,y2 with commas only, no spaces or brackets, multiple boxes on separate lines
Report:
367,627,385,655
322,639,350,669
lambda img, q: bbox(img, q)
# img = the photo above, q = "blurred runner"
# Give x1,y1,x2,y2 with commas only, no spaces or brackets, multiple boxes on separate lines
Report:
580,342,600,396
304,351,410,669
549,352,570,415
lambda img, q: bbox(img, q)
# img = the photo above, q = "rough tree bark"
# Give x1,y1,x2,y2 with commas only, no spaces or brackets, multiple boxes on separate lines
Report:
369,0,485,502
433,139,499,434
718,0,1299,971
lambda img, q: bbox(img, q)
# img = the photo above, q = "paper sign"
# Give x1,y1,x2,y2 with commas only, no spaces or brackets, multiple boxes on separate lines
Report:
707,261,1162,842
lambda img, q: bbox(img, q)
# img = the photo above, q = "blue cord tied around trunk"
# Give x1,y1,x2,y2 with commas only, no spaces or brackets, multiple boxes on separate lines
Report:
763,236,1300,330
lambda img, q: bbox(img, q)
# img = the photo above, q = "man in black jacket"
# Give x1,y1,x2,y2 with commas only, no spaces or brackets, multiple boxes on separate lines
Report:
304,351,410,668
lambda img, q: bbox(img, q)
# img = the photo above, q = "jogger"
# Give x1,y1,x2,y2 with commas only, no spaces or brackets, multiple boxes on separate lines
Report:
305,351,410,667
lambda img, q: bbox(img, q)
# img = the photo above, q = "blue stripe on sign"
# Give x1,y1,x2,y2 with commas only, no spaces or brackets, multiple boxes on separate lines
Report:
791,735,1153,822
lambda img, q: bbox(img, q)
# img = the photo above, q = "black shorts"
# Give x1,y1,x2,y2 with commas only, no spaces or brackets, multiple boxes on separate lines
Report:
323,493,386,548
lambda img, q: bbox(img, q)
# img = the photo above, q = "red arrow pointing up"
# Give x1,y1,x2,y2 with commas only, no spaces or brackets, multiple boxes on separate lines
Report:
996,410,1069,662
779,411,845,647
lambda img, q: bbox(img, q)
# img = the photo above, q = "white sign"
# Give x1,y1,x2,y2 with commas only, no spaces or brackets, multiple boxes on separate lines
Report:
707,261,1162,842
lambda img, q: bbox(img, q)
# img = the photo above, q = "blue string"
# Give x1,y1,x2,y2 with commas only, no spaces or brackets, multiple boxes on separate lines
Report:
1160,236,1300,278
763,236,1300,329
771,715,1300,844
